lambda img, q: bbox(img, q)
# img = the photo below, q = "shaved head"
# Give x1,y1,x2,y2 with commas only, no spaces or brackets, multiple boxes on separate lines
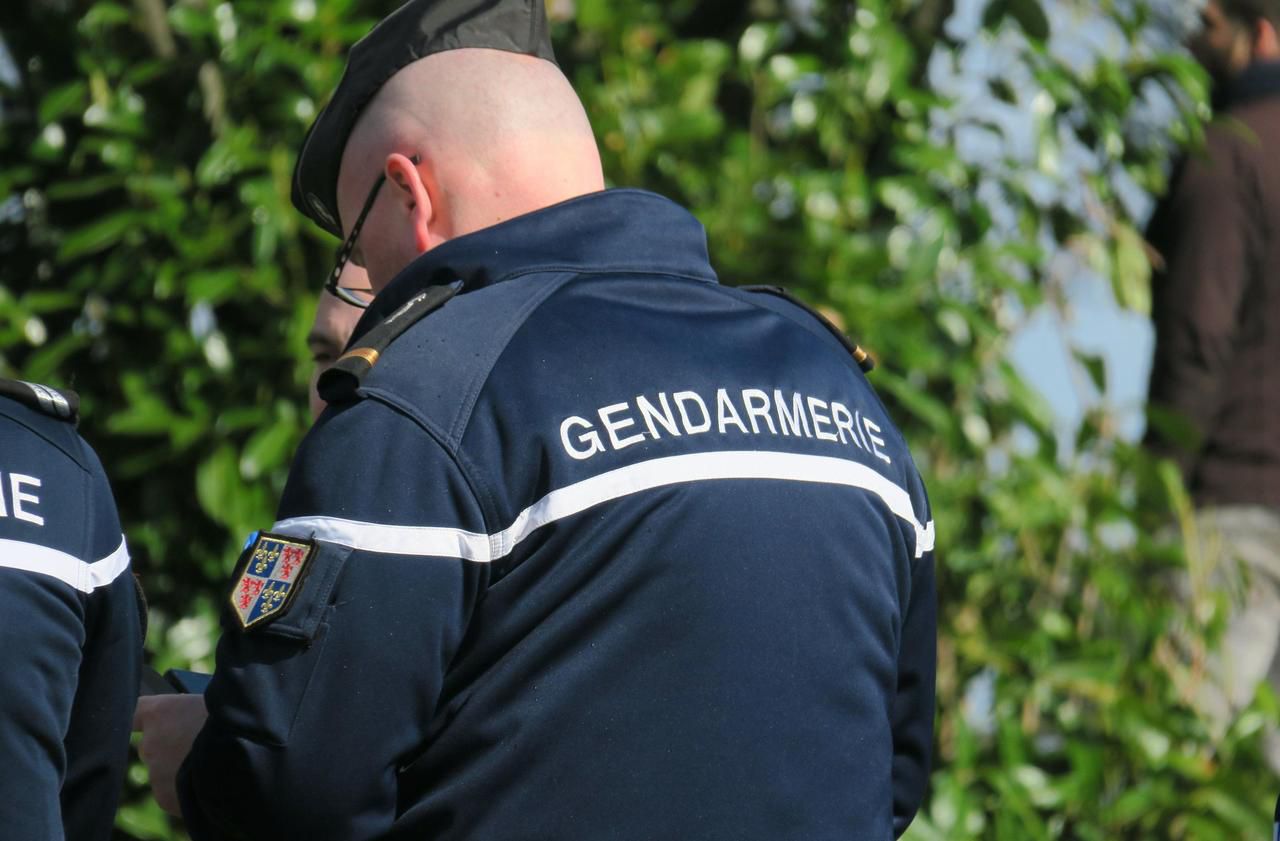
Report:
336,49,604,291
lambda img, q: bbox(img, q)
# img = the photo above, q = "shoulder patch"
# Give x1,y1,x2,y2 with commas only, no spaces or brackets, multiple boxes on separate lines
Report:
0,379,80,422
229,532,316,631
318,280,461,404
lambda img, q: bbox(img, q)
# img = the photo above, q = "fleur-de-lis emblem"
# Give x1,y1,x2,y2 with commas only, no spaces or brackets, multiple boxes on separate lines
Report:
230,533,316,631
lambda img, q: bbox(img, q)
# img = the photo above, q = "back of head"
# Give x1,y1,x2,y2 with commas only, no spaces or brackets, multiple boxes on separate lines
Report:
291,0,606,290
349,48,602,227
1193,0,1280,92
1220,0,1280,30
336,48,604,289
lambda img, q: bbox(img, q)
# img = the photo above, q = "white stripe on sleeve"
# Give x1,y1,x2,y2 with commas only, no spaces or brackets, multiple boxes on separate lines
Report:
0,535,131,593
273,450,935,562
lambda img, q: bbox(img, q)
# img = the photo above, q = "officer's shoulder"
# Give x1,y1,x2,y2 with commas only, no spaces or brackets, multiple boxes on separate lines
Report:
323,277,550,412
0,378,80,422
317,282,464,406
732,285,875,374
0,379,90,468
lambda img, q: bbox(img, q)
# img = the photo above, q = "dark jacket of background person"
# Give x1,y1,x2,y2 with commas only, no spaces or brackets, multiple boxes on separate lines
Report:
0,383,143,841
1145,61,1280,510
176,190,937,841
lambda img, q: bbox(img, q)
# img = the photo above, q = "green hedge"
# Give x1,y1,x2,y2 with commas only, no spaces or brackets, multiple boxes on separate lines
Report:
1,1,1272,837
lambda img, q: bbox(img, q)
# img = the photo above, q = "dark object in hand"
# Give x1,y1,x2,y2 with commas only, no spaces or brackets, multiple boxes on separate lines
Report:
139,667,212,695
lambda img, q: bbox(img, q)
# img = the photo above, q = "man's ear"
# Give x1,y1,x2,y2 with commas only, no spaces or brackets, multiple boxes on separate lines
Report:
385,153,433,254
1255,18,1280,60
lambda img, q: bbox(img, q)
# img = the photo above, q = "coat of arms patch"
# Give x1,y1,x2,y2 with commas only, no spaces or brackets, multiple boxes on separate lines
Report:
229,532,315,630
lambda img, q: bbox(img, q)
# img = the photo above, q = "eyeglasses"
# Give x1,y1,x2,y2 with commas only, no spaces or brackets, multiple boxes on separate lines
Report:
323,154,420,309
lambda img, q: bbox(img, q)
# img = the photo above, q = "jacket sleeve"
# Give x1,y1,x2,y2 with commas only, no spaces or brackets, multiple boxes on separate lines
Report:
0,569,84,838
0,424,134,841
178,399,490,841
891,485,936,838
1146,132,1258,471
59,447,142,841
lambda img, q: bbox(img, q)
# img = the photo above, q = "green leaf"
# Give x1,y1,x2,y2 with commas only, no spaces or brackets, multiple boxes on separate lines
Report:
238,420,296,481
874,370,955,436
114,799,175,840
38,80,88,125
983,0,1051,41
1191,788,1271,835
45,174,127,201
185,270,241,305
56,211,143,261
1112,222,1153,315
195,125,263,188
196,445,241,525
1075,351,1106,394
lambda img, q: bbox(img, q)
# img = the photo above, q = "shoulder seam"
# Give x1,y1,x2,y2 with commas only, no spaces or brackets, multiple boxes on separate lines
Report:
447,268,719,449
445,272,580,447
0,408,92,474
718,285,869,379
78,435,94,595
350,392,497,536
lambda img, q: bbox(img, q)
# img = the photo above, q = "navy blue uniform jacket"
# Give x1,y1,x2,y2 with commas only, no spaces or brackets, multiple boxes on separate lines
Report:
0,391,141,840
181,190,936,840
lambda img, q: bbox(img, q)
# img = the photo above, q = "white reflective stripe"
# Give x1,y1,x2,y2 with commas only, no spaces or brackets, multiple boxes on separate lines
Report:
273,450,935,562
0,535,131,593
271,516,491,561
918,519,936,555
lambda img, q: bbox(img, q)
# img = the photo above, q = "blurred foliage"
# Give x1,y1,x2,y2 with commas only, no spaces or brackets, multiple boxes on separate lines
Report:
0,0,1273,838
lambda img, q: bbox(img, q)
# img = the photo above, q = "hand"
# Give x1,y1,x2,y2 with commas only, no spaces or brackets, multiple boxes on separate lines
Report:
133,693,209,816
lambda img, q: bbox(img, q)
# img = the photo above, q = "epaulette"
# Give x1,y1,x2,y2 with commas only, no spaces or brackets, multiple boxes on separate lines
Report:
318,281,462,403
0,378,80,422
741,286,875,373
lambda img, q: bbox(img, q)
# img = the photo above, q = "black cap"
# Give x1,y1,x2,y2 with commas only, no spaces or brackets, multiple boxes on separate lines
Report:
292,0,558,237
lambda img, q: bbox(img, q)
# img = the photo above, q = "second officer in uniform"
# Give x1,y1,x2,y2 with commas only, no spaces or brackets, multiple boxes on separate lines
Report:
0,380,142,841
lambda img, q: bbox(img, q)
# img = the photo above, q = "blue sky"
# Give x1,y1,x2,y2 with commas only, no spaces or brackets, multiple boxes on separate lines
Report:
932,0,1202,453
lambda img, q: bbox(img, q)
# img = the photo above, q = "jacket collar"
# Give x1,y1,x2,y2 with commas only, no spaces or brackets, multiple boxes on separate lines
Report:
351,189,718,340
1226,60,1280,108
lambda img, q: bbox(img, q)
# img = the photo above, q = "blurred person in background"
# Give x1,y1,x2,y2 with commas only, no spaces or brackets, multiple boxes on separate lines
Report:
307,263,369,420
0,380,142,840
127,265,367,806
1145,0,1280,767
